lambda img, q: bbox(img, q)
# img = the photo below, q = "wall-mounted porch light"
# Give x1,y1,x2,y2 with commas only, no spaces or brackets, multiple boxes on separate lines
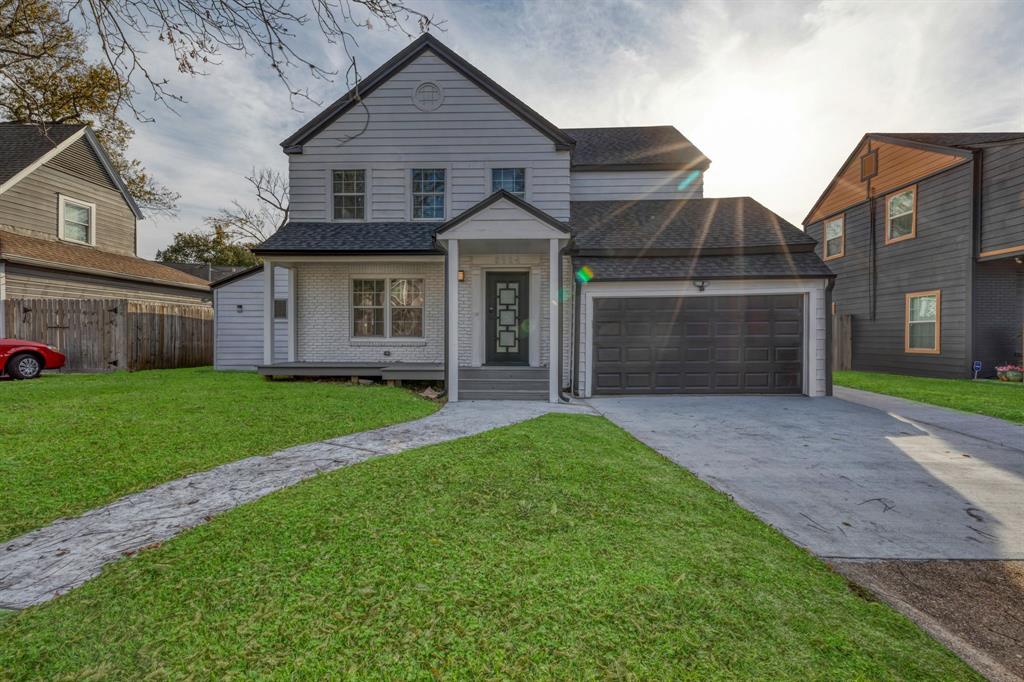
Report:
692,280,708,292
457,270,465,282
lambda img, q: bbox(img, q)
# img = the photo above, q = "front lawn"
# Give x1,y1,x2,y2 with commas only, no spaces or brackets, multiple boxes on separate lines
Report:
0,414,975,679
0,368,437,542
834,370,1024,424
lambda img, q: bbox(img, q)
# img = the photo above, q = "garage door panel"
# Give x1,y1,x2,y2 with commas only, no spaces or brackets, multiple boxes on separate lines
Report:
593,294,803,395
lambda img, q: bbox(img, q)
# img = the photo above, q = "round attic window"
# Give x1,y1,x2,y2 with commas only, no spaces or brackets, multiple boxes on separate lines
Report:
413,81,444,111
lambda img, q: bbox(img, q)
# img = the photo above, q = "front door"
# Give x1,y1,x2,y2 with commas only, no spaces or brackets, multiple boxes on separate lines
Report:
485,272,530,365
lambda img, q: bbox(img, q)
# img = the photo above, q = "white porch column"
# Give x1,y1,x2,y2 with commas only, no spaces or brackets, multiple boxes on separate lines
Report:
263,260,274,365
548,238,559,403
0,261,7,339
286,265,297,362
447,239,459,401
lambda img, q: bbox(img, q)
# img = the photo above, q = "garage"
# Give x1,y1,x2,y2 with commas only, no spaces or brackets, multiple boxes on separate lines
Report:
591,294,804,394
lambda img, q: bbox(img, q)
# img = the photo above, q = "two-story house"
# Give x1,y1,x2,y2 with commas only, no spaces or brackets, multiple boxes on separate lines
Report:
223,34,833,401
0,123,210,340
804,133,1024,378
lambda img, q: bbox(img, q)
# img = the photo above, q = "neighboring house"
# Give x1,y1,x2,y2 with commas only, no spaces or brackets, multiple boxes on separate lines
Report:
804,133,1024,378
0,123,210,338
236,34,832,401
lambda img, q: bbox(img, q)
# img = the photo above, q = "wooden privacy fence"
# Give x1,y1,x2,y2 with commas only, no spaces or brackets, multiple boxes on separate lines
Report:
832,312,853,371
3,298,212,372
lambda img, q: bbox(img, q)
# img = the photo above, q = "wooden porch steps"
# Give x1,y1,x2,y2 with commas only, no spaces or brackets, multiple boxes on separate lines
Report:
459,366,548,401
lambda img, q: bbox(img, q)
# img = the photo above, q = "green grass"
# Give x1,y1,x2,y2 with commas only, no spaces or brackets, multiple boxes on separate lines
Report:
835,370,1024,424
0,414,976,680
0,367,437,542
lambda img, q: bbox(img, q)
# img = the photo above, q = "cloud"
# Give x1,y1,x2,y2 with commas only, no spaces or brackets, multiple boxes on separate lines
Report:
125,0,1024,256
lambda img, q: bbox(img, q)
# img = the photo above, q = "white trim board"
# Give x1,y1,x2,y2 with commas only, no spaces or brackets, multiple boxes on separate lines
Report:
578,278,829,399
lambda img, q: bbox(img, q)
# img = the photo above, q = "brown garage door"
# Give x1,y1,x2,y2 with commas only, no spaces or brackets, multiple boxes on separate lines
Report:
592,295,803,394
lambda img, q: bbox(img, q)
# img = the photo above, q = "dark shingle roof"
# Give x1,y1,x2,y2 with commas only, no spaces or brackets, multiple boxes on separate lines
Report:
570,198,815,255
253,222,443,254
574,252,832,281
563,126,710,171
0,123,85,186
873,132,1024,150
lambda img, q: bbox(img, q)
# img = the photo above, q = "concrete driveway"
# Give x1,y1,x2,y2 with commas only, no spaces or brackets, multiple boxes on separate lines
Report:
590,395,1024,560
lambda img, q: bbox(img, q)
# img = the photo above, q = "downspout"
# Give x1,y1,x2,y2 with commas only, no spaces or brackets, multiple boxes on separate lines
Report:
825,277,835,396
557,243,571,403
572,277,582,396
967,149,983,377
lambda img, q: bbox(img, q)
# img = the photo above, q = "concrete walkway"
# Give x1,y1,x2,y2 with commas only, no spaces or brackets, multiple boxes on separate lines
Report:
0,400,593,610
835,386,1024,452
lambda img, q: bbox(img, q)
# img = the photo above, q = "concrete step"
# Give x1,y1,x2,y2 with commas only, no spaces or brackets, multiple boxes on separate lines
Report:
460,379,549,392
459,367,548,381
459,389,549,401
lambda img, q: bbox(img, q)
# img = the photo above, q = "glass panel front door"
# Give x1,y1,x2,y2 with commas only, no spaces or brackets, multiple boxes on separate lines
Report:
485,272,529,365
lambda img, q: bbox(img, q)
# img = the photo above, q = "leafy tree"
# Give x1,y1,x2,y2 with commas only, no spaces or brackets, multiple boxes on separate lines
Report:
156,227,258,266
0,0,178,213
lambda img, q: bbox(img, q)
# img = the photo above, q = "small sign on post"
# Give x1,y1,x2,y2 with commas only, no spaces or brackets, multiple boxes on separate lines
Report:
972,360,982,380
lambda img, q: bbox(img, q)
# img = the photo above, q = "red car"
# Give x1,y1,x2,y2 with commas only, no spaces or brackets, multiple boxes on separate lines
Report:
0,339,66,379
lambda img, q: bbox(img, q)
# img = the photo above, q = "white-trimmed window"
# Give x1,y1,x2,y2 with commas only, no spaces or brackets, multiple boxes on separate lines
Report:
332,170,365,220
59,195,95,245
491,168,525,197
823,215,844,260
886,187,916,244
905,290,940,354
353,278,424,338
411,169,445,219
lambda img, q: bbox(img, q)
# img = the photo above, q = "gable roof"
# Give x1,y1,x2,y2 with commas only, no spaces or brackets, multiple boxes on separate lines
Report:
281,33,574,152
434,190,569,237
252,221,442,255
570,198,815,256
0,230,209,290
562,126,710,171
0,123,144,219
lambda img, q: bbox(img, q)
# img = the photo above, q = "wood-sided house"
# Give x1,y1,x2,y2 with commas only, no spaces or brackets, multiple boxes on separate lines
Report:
220,34,834,401
0,123,210,340
804,133,1024,378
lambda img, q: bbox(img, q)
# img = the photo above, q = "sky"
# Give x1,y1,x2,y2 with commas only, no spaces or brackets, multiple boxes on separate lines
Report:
123,0,1024,257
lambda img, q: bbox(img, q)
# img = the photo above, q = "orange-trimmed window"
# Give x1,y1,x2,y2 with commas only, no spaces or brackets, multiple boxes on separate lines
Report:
823,215,845,260
885,187,916,244
905,290,940,354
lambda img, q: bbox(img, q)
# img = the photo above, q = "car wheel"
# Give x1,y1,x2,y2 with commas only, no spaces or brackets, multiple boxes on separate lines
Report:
7,353,43,380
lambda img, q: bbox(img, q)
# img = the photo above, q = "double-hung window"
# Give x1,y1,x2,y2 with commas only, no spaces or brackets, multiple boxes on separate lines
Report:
905,290,940,354
333,170,365,220
886,187,916,243
411,169,445,219
823,215,844,260
491,168,525,197
59,195,95,245
352,278,424,338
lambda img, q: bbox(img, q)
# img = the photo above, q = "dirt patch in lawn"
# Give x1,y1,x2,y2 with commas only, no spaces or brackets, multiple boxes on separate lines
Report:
832,560,1024,681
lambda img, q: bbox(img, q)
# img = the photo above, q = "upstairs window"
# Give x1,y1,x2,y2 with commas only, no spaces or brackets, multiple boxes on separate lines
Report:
823,215,845,260
491,168,525,197
333,170,365,220
905,290,940,353
59,195,95,245
885,187,916,244
412,169,445,219
352,278,425,338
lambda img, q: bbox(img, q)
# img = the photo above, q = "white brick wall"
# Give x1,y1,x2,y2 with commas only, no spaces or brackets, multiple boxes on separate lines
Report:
295,261,445,363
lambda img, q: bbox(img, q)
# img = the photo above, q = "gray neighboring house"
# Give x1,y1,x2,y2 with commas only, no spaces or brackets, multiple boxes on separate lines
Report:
0,123,210,337
804,133,1024,378
232,33,833,401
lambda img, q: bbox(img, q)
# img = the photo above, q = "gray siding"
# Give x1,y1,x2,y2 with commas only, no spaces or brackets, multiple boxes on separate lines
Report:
570,170,703,201
809,162,973,378
4,263,210,305
214,268,289,370
979,141,1024,255
973,259,1024,375
289,49,570,223
0,138,137,255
